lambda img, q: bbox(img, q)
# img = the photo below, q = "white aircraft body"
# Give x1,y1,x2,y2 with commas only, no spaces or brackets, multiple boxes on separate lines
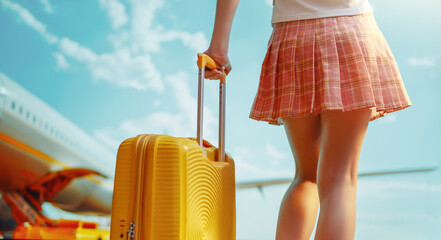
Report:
0,72,114,215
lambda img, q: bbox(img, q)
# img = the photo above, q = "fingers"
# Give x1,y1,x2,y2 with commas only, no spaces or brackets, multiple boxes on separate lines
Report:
203,62,231,80
223,62,232,76
201,49,232,80
204,64,231,80
204,68,225,80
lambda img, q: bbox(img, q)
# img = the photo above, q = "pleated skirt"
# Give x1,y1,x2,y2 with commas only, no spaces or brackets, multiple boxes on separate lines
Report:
249,13,412,125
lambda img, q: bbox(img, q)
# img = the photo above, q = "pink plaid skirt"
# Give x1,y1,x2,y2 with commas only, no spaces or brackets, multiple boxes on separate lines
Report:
249,13,412,125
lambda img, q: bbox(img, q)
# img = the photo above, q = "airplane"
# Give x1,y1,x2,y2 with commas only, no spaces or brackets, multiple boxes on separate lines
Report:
1,71,438,239
0,72,115,239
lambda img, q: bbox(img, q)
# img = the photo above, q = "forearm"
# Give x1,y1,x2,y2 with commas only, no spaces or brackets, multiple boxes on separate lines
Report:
209,0,240,53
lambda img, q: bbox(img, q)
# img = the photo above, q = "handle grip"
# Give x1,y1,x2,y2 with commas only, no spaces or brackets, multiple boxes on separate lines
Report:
196,53,226,162
197,53,226,83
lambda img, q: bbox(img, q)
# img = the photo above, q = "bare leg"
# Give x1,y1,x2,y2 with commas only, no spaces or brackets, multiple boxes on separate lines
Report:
276,114,321,240
314,108,372,240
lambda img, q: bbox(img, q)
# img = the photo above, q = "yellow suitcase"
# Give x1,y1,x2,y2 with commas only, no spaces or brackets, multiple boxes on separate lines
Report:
110,54,236,240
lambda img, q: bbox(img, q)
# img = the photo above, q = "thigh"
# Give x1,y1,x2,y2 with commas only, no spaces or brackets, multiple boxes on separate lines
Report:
317,108,372,189
282,114,321,183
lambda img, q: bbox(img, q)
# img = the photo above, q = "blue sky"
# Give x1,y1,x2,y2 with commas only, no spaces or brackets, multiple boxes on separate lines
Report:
1,0,441,239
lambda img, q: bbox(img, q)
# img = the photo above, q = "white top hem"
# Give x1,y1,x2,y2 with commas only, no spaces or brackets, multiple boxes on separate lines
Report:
271,8,373,24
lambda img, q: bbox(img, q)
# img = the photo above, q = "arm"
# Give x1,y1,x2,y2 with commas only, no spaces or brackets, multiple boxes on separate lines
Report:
204,0,240,79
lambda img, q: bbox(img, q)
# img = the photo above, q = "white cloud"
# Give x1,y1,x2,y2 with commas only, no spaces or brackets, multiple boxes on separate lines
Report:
93,129,122,154
128,0,208,53
39,0,53,13
132,27,209,53
165,72,196,126
60,38,98,62
1,0,58,44
94,112,188,151
98,0,128,30
407,57,437,67
91,49,163,91
94,72,217,150
376,112,398,124
108,31,130,49
109,112,188,139
59,38,163,92
2,0,208,92
384,114,397,123
129,0,163,52
265,143,288,161
153,99,161,107
165,72,217,141
233,147,293,181
161,30,209,53
362,181,441,193
357,179,441,201
265,0,273,7
359,212,441,223
53,52,69,69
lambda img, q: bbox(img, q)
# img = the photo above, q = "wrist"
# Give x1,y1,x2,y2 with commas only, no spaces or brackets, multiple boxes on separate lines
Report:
208,40,229,54
203,47,230,69
206,45,228,59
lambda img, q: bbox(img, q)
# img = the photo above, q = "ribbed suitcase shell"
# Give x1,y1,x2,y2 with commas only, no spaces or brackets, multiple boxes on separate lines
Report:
110,134,236,240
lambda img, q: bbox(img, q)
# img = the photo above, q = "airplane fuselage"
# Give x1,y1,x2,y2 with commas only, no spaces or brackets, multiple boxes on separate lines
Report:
0,73,114,214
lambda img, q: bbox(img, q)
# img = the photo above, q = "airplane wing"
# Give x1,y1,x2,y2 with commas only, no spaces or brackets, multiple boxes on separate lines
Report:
235,166,439,190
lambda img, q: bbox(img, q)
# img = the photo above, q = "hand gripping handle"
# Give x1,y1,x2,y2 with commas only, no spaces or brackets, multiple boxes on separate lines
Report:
196,53,226,162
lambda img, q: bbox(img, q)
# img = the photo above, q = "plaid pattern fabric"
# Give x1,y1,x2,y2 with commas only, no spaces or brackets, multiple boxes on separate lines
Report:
250,13,412,125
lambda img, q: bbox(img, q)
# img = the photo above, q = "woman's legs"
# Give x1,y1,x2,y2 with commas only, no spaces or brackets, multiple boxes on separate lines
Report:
276,108,371,240
276,114,321,240
314,108,371,240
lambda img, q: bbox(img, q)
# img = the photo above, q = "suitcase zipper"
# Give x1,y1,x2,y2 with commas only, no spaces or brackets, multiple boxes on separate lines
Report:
126,222,135,240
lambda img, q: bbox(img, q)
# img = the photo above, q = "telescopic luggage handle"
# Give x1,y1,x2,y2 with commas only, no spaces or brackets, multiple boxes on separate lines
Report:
196,53,226,162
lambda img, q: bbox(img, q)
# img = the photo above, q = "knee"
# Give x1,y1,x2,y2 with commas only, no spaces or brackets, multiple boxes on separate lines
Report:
287,176,318,197
317,171,357,197
294,173,317,185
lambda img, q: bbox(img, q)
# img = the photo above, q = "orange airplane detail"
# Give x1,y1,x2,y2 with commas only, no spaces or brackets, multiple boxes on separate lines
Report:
0,132,105,187
0,74,114,238
0,133,69,169
4,187,111,239
27,168,106,206
3,192,51,226
13,220,109,240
